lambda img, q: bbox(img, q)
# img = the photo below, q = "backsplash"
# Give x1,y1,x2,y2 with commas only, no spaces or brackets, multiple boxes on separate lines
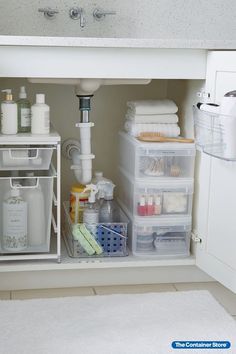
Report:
0,0,236,40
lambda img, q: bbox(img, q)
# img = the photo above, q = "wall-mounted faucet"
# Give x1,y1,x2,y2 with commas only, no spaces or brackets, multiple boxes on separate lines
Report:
93,8,116,21
69,7,85,28
38,8,59,19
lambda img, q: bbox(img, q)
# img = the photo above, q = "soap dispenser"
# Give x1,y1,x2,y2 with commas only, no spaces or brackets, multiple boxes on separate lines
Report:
1,89,17,135
17,86,31,133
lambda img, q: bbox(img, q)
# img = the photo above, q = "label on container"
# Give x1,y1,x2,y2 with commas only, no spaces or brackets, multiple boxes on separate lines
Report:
83,209,99,224
20,108,31,127
70,192,89,223
3,202,27,250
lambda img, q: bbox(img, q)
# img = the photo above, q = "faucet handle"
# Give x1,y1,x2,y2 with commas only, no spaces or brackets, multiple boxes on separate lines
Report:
38,7,59,19
93,8,116,21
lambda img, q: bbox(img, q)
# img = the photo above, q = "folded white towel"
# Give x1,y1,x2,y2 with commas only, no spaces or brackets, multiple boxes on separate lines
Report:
124,121,180,137
125,112,179,124
127,99,178,115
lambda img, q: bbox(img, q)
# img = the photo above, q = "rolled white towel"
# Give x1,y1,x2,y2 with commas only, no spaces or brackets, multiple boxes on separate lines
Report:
124,121,180,137
127,99,178,115
125,112,179,124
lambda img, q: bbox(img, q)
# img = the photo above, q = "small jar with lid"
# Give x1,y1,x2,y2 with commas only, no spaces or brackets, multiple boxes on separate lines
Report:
69,184,89,224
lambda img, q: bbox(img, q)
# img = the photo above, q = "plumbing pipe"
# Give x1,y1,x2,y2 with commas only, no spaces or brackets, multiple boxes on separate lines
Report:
76,122,94,154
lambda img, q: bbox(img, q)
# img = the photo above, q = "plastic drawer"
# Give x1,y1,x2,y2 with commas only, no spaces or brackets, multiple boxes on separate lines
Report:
0,147,54,170
131,217,191,258
63,202,129,258
0,172,54,254
119,131,195,179
118,167,193,218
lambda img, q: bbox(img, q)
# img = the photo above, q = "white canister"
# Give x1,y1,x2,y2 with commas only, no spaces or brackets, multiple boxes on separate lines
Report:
31,94,50,134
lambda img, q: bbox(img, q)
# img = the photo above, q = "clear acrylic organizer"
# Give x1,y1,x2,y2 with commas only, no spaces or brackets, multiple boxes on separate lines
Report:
63,202,129,258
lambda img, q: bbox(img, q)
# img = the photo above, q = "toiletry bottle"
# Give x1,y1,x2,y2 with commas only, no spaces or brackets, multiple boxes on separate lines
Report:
99,182,120,223
1,89,17,135
3,187,27,252
146,195,154,216
24,173,45,246
17,86,31,133
137,195,146,216
83,184,99,224
31,94,50,134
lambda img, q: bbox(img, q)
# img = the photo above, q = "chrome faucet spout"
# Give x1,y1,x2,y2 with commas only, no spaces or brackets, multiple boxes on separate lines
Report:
69,7,85,28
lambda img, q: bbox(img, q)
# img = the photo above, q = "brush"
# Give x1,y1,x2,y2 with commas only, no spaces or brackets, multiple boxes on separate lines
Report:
137,132,194,143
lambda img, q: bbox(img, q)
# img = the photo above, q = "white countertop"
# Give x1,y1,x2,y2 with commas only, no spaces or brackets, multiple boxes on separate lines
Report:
0,35,235,49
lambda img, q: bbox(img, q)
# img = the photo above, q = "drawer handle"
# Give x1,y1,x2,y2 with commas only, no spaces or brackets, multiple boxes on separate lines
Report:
10,178,39,189
8,149,39,160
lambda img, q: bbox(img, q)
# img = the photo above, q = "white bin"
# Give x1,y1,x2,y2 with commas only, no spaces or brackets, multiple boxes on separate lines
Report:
118,168,193,218
119,131,195,179
0,173,54,253
0,147,54,170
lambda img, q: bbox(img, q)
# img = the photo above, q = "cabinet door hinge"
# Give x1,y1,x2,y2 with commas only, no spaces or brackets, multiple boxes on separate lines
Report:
191,231,202,243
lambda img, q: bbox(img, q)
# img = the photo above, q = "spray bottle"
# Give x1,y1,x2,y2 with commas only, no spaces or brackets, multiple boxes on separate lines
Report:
99,181,120,223
83,184,99,224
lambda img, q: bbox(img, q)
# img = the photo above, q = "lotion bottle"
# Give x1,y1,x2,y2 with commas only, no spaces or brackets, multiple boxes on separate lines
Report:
31,94,50,134
1,89,17,135
17,86,31,133
24,173,45,247
3,188,27,252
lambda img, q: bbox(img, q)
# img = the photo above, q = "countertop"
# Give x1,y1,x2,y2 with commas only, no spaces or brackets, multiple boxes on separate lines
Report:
0,35,235,49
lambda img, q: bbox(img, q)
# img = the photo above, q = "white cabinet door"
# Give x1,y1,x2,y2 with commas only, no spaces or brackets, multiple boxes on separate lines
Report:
195,51,236,292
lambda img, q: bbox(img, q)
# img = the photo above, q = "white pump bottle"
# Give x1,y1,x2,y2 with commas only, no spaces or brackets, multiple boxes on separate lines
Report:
1,89,17,135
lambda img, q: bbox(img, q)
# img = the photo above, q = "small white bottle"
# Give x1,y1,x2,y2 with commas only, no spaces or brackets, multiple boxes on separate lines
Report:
31,94,50,134
3,188,27,252
1,89,17,135
24,173,45,247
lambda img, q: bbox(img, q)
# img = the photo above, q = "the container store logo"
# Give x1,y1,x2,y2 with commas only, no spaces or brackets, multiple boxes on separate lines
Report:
172,341,231,349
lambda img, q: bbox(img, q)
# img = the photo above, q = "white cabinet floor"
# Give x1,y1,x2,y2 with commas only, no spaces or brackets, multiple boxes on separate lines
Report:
1,281,236,319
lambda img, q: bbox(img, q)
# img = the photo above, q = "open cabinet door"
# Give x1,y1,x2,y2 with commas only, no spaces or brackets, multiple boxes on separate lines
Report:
195,51,236,293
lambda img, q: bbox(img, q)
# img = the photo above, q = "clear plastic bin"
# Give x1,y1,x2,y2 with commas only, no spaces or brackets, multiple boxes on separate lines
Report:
131,217,191,257
63,202,129,258
193,105,236,161
0,172,54,254
0,147,54,170
118,168,193,218
119,131,195,179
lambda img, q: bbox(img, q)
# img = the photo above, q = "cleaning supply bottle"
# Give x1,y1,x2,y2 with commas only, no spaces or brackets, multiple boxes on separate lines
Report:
1,89,17,135
17,86,31,133
99,182,120,223
24,173,45,247
69,184,89,223
83,184,99,224
91,171,110,204
31,94,50,134
3,187,27,251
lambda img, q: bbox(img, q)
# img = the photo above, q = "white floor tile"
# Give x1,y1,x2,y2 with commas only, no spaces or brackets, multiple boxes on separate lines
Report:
174,282,236,315
11,287,95,299
0,291,10,300
94,283,176,295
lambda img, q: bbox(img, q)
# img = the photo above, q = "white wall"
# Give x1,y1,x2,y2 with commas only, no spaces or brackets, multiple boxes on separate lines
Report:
0,78,168,202
0,0,236,40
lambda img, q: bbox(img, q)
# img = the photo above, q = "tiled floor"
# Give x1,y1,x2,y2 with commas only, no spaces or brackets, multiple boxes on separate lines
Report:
1,282,236,318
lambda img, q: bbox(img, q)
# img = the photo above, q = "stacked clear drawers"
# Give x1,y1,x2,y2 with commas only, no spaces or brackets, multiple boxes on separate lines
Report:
118,132,195,258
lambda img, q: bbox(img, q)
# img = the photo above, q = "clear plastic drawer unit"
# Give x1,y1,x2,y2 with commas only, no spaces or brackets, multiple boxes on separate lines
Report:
118,168,193,218
119,131,195,179
131,216,191,258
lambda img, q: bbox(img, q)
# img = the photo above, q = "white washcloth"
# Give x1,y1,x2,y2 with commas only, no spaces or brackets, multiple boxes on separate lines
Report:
127,99,178,115
124,121,180,137
125,112,179,124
